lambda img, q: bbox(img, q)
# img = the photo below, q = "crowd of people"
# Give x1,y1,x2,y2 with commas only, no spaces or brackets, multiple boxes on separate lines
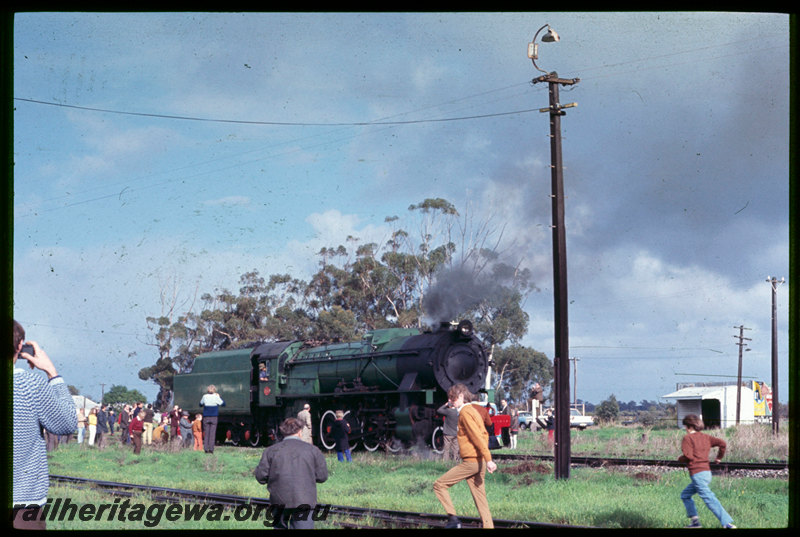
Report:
12,312,538,533
44,400,206,454
13,318,736,530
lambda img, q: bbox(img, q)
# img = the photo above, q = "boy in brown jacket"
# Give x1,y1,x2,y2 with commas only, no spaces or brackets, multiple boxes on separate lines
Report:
433,384,497,528
678,414,735,528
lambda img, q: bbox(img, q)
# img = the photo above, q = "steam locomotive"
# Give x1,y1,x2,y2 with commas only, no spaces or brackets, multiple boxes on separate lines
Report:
173,319,509,451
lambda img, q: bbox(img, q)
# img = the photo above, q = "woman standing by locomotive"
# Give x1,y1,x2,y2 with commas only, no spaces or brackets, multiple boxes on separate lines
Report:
330,410,352,462
199,385,225,454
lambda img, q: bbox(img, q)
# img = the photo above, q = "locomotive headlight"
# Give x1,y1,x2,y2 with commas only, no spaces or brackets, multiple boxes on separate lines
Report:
457,319,473,338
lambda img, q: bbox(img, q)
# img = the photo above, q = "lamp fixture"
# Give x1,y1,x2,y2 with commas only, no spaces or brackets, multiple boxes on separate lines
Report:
528,24,560,73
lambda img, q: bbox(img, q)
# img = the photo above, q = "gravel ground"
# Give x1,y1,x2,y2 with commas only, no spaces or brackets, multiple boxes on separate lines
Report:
612,465,788,480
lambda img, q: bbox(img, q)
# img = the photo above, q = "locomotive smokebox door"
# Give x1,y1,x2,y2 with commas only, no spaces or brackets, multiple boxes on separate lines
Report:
433,341,488,393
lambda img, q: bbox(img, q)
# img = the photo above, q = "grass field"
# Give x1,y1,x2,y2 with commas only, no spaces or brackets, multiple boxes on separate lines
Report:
40,424,789,529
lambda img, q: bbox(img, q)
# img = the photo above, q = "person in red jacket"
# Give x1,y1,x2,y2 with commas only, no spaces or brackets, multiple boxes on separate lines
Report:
678,414,735,528
129,412,144,455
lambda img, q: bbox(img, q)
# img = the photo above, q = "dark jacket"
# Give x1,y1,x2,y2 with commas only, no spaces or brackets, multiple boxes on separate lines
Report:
119,411,130,432
254,436,328,508
437,403,459,437
330,419,351,451
179,417,193,439
97,410,109,434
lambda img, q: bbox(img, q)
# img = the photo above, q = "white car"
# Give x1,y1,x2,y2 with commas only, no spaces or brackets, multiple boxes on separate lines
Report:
570,408,594,429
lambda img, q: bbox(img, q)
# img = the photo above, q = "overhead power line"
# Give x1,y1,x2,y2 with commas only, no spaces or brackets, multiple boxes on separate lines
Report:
13,97,545,126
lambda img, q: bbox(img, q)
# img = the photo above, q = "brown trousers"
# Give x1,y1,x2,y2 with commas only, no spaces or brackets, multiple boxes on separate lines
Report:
443,435,460,461
132,430,143,454
433,459,493,528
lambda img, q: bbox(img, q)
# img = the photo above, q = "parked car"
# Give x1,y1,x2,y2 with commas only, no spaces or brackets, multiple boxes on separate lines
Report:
570,408,594,429
518,411,534,430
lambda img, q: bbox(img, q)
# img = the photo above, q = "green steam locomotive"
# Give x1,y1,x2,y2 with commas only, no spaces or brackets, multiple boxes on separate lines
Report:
173,320,499,451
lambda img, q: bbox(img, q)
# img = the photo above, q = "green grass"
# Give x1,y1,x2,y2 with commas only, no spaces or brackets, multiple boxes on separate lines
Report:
40,430,789,530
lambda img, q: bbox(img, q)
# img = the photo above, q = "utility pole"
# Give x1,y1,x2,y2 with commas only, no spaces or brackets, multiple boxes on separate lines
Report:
732,325,751,425
766,276,784,434
536,74,578,480
528,24,579,480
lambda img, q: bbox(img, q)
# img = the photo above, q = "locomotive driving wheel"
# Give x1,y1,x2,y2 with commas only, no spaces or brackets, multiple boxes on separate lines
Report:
319,410,338,450
362,437,381,451
361,420,381,452
244,428,261,447
431,426,445,454
384,436,403,452
359,410,390,452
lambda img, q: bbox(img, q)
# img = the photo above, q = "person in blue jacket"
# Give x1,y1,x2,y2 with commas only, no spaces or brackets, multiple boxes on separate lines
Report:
199,384,225,453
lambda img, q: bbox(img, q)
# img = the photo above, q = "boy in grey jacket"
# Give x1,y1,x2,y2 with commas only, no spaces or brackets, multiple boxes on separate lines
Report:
254,418,328,529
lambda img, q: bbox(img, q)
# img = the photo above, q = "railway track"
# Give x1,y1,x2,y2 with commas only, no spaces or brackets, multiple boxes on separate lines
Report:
493,453,788,472
49,456,785,528
49,474,577,529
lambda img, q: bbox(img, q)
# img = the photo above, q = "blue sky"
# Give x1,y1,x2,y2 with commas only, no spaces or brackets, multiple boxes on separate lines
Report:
12,12,790,406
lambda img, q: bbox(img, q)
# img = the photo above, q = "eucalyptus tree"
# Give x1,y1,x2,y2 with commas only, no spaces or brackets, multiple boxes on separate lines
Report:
490,345,553,406
141,196,546,407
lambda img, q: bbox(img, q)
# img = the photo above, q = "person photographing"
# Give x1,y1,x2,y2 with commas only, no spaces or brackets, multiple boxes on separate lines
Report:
12,320,77,529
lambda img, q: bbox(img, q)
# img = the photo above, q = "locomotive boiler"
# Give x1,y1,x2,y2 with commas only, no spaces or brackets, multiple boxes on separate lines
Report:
173,319,501,451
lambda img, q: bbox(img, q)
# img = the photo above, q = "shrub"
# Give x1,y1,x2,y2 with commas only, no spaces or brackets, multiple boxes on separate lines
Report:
594,394,620,424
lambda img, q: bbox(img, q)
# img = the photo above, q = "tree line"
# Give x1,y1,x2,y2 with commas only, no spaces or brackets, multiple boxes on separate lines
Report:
138,198,553,410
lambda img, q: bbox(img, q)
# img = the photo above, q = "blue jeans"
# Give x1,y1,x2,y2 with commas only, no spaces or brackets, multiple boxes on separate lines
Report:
274,507,317,529
681,471,733,526
336,449,352,462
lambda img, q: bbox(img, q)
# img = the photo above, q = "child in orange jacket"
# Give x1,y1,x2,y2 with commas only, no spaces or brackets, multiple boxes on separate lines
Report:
192,413,203,451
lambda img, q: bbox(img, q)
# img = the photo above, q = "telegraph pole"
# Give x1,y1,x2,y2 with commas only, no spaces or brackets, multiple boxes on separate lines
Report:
537,72,579,480
766,276,784,434
528,24,579,480
732,325,751,425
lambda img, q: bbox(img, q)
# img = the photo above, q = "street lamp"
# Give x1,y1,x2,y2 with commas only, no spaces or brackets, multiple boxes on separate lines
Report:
528,25,579,480
527,24,560,73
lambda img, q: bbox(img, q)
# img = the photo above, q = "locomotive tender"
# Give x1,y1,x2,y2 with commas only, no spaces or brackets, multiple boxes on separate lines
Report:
173,319,507,451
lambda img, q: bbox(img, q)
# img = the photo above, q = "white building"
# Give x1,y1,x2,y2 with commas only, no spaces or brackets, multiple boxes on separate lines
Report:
662,384,755,429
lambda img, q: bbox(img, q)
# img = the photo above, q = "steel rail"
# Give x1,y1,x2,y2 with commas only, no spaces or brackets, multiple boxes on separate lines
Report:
493,453,788,471
50,474,580,529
